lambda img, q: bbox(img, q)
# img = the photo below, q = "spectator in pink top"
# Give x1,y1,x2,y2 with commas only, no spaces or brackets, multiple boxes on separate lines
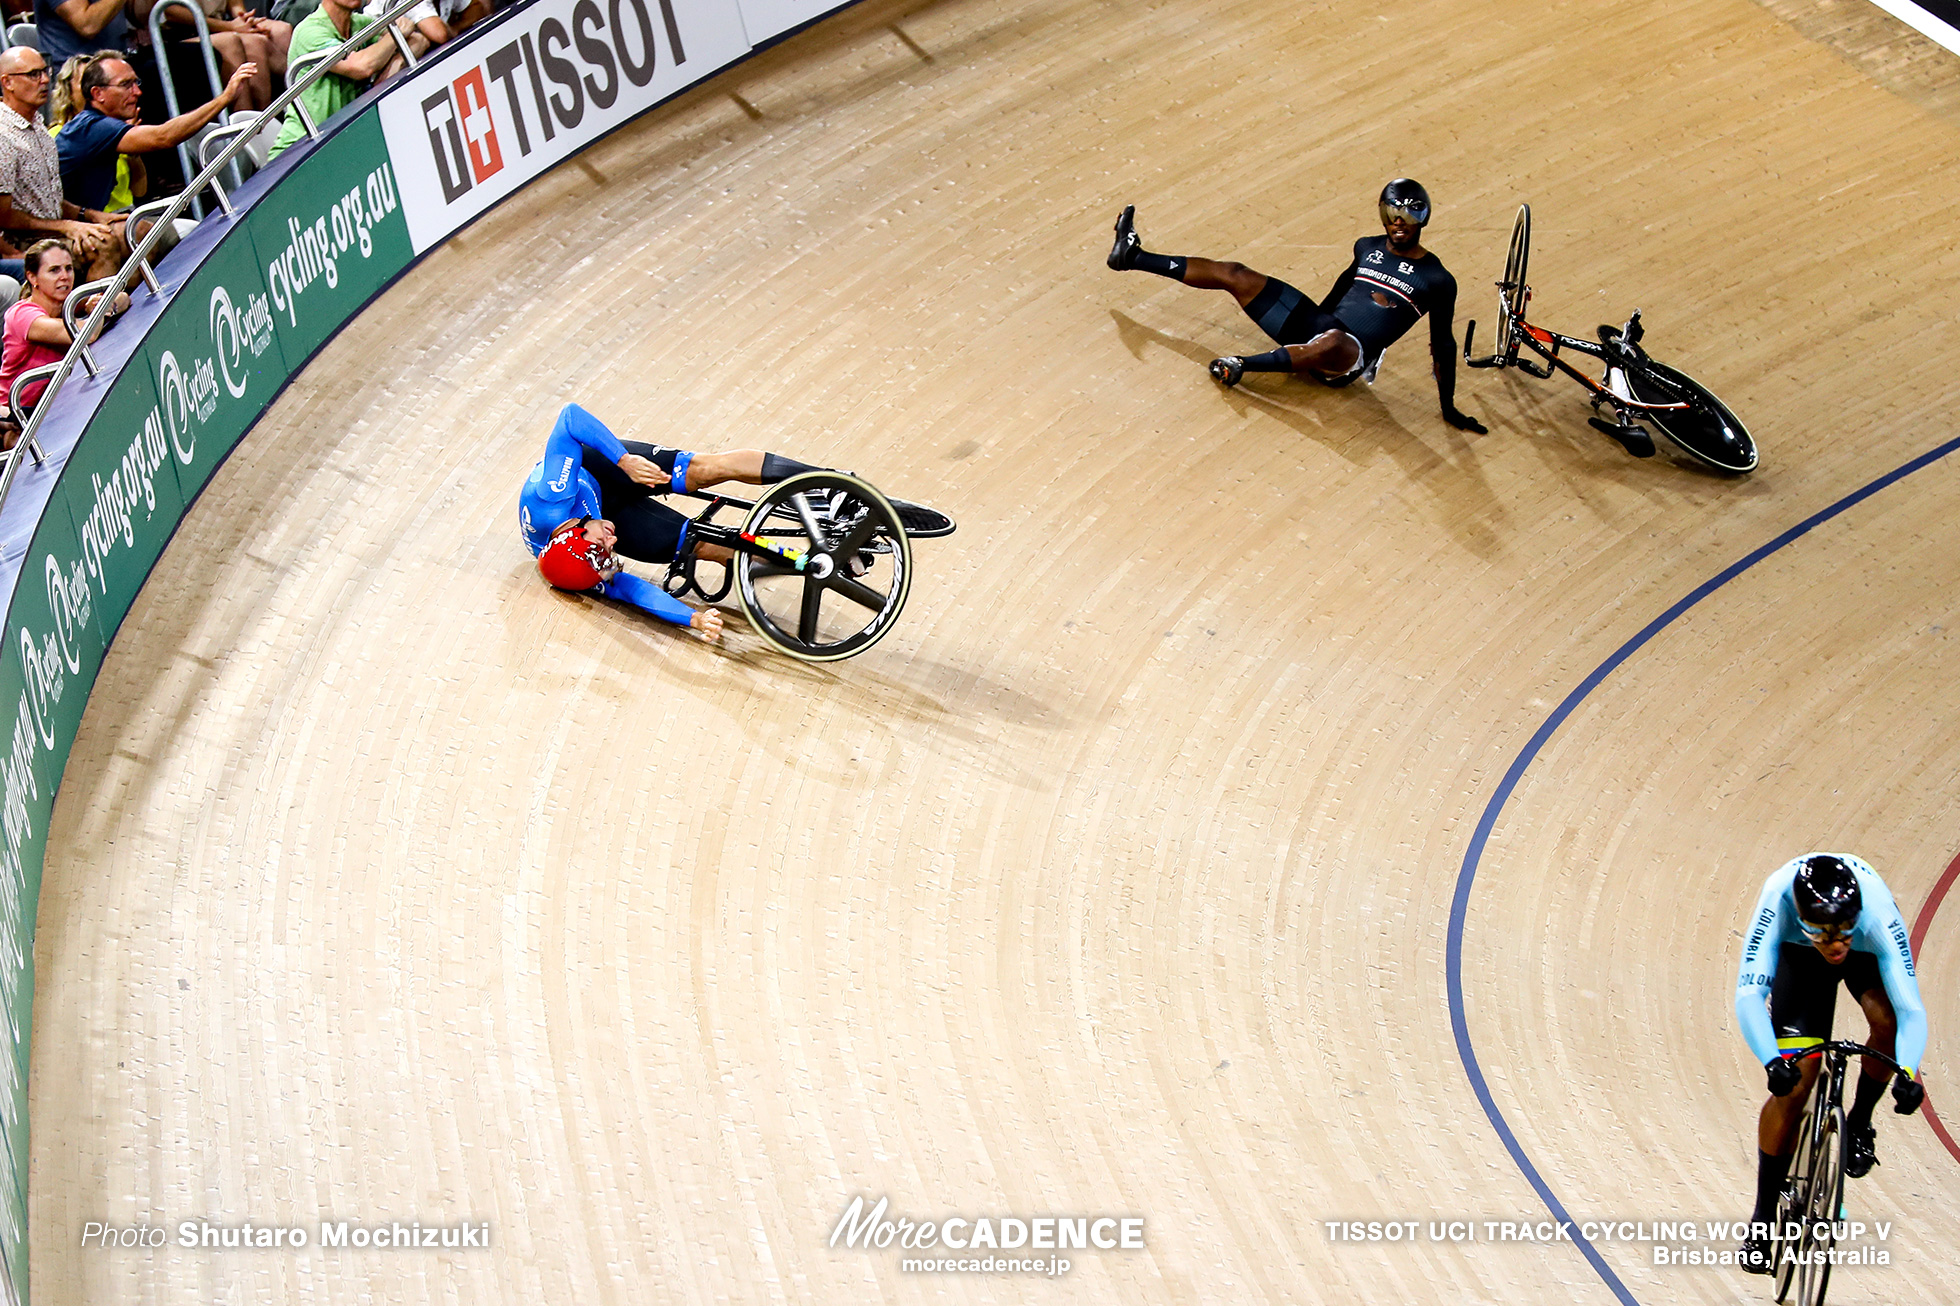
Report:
0,237,124,442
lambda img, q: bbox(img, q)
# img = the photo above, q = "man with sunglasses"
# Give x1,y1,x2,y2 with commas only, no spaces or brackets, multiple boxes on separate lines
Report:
1733,852,1926,1274
1105,178,1485,433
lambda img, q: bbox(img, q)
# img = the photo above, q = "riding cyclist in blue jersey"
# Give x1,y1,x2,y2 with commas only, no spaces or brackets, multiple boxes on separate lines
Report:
1105,179,1486,434
1733,853,1927,1274
520,403,844,643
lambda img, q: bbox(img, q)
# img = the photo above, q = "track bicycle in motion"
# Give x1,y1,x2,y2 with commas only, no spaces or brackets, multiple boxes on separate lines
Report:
659,470,955,662
1463,204,1757,473
1767,1040,1906,1306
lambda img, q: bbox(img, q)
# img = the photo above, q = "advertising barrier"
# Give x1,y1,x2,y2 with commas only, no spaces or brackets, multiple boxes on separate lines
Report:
379,0,751,251
0,112,415,1296
0,0,859,1295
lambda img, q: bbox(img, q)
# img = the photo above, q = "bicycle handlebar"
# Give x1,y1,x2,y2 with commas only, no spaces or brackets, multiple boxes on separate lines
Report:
1463,319,1501,368
1786,1040,1904,1075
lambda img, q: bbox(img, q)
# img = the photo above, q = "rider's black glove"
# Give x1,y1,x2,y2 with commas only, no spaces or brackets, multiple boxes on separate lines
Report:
1893,1073,1925,1115
1765,1055,1802,1097
1443,407,1487,435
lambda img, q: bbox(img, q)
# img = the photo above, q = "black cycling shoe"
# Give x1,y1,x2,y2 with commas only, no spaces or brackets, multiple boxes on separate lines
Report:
1209,356,1245,388
1844,1123,1879,1178
887,498,956,538
1737,1235,1774,1276
1588,416,1655,458
1108,205,1139,271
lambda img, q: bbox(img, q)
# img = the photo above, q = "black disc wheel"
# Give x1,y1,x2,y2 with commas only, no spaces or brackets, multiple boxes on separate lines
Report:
1496,203,1530,361
734,471,913,661
1621,359,1757,474
1794,1112,1845,1306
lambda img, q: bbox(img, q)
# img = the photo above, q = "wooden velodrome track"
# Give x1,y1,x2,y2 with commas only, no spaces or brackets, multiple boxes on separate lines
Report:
23,0,1960,1300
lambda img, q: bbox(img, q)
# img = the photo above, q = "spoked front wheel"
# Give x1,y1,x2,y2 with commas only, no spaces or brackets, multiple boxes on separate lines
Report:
1792,1111,1845,1306
1621,360,1757,474
735,471,913,661
1772,1107,1814,1302
1495,203,1531,362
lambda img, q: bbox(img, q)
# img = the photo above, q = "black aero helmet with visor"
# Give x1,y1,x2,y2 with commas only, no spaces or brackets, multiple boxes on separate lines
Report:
1792,853,1862,936
1379,178,1431,229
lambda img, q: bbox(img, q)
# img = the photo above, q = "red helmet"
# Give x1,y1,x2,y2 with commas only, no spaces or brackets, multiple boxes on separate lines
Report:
538,518,614,590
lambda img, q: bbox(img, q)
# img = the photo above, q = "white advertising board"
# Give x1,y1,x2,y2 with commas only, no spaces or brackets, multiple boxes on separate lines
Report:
734,0,851,44
380,0,752,252
1863,0,1960,57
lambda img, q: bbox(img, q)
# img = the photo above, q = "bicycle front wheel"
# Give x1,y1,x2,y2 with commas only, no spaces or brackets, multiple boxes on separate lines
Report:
734,471,913,661
1621,360,1757,474
1496,203,1530,361
1795,1110,1845,1306
1772,1107,1814,1302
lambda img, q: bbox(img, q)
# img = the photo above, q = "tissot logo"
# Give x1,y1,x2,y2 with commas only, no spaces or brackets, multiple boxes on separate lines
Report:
419,0,686,205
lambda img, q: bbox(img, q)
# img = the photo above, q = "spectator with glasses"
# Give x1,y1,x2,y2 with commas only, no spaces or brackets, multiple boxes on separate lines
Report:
58,55,258,214
0,47,124,281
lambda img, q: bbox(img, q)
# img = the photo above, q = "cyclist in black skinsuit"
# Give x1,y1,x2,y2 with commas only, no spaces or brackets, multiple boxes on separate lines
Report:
1106,179,1486,434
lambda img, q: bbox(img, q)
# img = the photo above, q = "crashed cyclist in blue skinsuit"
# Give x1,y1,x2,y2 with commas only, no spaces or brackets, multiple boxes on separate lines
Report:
1731,852,1927,1274
519,403,830,642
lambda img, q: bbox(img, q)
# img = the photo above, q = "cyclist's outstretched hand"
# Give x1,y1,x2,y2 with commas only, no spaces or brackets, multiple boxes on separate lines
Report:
1893,1073,1925,1115
1765,1055,1802,1097
1443,406,1488,435
690,607,724,643
618,452,671,488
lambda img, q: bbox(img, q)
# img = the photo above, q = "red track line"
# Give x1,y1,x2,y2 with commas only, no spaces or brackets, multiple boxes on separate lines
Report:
1906,847,1960,1166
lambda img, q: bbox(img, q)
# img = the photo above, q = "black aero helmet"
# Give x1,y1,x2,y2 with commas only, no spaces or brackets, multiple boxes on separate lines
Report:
1379,178,1431,228
1793,854,1862,930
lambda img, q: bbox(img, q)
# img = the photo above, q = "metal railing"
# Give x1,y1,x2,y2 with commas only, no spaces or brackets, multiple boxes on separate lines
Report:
0,0,427,516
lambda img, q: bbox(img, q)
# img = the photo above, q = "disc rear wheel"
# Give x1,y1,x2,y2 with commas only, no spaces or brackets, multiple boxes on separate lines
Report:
734,471,912,661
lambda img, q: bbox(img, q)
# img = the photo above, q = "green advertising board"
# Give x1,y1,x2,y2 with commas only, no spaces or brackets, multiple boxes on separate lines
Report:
0,107,416,1301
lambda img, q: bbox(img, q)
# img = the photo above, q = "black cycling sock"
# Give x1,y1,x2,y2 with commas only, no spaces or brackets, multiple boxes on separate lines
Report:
1847,1070,1888,1132
1239,347,1293,374
1132,250,1186,280
1750,1150,1791,1228
760,453,826,482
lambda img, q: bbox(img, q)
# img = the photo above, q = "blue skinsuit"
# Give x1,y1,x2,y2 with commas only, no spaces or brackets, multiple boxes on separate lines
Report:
1735,854,1927,1075
519,404,696,627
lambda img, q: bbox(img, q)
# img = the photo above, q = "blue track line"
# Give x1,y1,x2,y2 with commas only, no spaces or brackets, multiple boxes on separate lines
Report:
1446,433,1960,1305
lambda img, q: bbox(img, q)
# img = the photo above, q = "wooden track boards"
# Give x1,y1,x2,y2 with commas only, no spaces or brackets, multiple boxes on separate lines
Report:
27,0,1960,1301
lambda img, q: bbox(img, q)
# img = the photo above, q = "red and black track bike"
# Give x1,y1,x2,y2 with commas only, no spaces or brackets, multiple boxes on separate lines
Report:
1464,204,1757,474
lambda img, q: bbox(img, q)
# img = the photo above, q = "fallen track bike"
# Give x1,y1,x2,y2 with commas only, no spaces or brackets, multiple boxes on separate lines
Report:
659,470,955,662
1768,1040,1904,1306
1464,204,1756,473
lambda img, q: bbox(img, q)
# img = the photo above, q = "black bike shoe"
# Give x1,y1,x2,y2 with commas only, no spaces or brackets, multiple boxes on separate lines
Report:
1588,416,1655,458
1737,1235,1774,1276
1108,204,1140,271
888,498,956,538
1209,356,1245,388
1844,1123,1879,1178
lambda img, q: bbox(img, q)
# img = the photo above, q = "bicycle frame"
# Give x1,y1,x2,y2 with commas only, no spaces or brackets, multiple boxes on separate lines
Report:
1772,1040,1903,1305
1466,307,1692,419
661,489,812,604
1790,1039,1903,1126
